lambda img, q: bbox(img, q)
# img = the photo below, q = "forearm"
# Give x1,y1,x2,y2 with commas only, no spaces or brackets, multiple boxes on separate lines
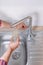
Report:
0,48,12,63
0,36,19,64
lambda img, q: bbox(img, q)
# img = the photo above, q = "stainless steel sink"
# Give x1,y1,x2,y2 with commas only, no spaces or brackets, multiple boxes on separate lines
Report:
26,30,43,65
0,15,32,65
0,31,26,65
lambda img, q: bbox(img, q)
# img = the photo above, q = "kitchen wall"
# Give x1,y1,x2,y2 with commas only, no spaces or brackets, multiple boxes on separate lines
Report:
0,0,43,26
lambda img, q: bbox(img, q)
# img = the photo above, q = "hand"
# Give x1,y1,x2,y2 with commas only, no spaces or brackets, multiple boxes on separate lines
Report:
9,37,20,52
15,22,28,30
0,20,28,30
0,20,11,28
0,37,20,63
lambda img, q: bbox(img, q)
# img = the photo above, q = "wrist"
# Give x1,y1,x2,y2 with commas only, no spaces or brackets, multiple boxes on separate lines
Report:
8,47,13,53
8,46,14,52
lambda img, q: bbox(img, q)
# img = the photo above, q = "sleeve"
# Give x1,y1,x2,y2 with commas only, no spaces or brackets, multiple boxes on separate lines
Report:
0,59,7,65
0,20,1,26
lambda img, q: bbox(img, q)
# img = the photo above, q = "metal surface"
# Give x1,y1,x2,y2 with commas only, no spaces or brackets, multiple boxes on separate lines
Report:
26,31,43,65
0,16,32,65
11,16,32,27
0,32,26,65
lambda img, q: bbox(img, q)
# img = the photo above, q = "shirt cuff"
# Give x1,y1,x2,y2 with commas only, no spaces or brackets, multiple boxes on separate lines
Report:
0,59,7,65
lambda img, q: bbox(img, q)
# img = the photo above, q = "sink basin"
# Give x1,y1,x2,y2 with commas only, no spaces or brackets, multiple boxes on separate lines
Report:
26,30,43,65
0,32,26,65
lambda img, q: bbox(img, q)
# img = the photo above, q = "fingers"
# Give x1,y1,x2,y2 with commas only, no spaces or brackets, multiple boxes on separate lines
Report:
10,36,20,46
9,36,20,51
0,20,11,28
10,36,14,43
17,36,20,42
16,36,20,45
15,22,29,30
10,35,20,42
21,23,29,30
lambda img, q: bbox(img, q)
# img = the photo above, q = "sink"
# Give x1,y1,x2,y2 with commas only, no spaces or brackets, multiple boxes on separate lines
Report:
26,30,43,65
0,32,26,65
